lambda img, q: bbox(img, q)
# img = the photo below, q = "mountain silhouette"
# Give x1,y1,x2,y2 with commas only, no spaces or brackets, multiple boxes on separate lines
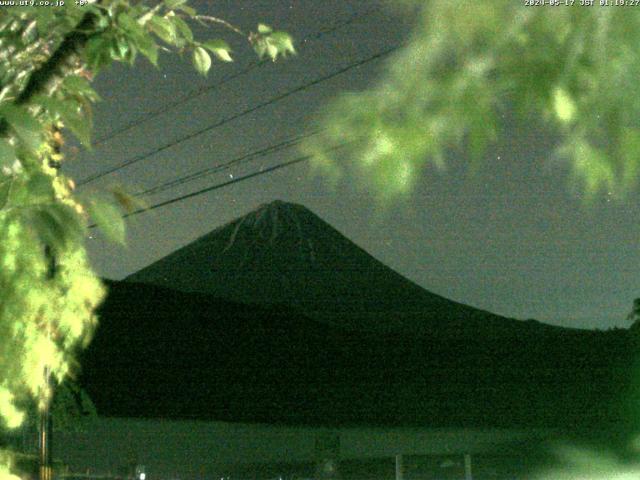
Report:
81,280,636,432
79,200,640,432
127,200,531,335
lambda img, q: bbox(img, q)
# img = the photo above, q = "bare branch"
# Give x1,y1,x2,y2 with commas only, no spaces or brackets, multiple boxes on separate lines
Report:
193,15,246,37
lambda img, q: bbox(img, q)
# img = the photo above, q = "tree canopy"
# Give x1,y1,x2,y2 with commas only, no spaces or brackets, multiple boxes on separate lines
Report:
0,3,293,479
304,2,640,201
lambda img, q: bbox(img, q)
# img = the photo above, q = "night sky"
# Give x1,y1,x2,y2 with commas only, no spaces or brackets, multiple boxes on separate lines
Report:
62,0,640,330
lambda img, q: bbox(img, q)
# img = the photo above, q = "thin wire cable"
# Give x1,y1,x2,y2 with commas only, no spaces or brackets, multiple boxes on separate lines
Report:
78,43,400,187
135,129,322,197
91,7,380,147
88,141,355,228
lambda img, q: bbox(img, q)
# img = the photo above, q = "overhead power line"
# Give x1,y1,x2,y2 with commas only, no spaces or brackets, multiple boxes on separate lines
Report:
135,129,322,197
88,141,354,229
78,43,401,187
91,7,379,148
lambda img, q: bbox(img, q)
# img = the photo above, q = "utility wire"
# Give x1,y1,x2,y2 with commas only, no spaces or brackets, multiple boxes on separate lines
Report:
88,141,354,228
135,129,322,197
91,7,379,148
78,43,400,187
92,60,263,147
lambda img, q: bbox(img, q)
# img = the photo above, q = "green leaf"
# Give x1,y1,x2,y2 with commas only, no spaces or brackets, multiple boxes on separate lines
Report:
86,198,125,245
149,15,177,45
0,139,16,170
60,104,92,149
118,11,159,66
192,46,211,76
35,96,92,148
269,31,295,56
116,35,138,64
0,104,42,153
202,39,232,62
136,7,157,27
164,0,187,8
84,35,113,72
4,176,27,207
0,177,11,210
29,204,83,252
264,41,278,61
62,75,101,102
257,23,272,34
253,38,268,59
117,12,142,36
175,4,196,16
26,172,55,203
171,16,193,43
110,36,130,61
90,6,110,29
30,207,67,252
136,33,159,66
21,20,37,44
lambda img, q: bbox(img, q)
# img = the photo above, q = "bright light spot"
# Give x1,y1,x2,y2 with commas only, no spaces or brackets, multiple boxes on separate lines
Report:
229,174,234,179
363,133,394,166
0,387,24,429
0,463,21,480
139,474,145,480
553,87,576,124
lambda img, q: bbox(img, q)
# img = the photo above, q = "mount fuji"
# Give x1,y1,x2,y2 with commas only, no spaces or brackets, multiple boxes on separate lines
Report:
80,200,636,429
127,200,529,336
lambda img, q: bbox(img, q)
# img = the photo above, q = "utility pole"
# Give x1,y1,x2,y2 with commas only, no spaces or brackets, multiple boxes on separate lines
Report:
395,454,404,480
38,365,53,480
464,453,472,480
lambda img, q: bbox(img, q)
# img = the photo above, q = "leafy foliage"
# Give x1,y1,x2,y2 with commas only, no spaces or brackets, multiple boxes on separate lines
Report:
0,2,293,478
303,1,640,201
250,24,296,61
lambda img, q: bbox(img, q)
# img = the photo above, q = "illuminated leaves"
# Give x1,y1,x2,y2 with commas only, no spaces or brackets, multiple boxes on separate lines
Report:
62,76,101,103
0,388,24,429
251,24,295,61
86,196,126,245
34,96,92,148
553,87,576,124
304,0,640,201
0,0,294,458
27,202,84,253
148,15,177,45
84,35,114,72
0,213,105,429
171,16,193,43
192,46,211,76
0,105,42,153
202,39,232,62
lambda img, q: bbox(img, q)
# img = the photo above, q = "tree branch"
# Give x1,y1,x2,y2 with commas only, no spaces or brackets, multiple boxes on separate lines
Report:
16,13,98,105
0,11,100,137
193,15,246,37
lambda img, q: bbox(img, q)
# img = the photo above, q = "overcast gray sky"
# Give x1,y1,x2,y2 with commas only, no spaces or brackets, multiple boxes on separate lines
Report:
63,0,640,330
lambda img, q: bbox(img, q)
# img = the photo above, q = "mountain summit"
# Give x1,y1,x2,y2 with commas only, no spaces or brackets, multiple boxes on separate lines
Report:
127,200,524,334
